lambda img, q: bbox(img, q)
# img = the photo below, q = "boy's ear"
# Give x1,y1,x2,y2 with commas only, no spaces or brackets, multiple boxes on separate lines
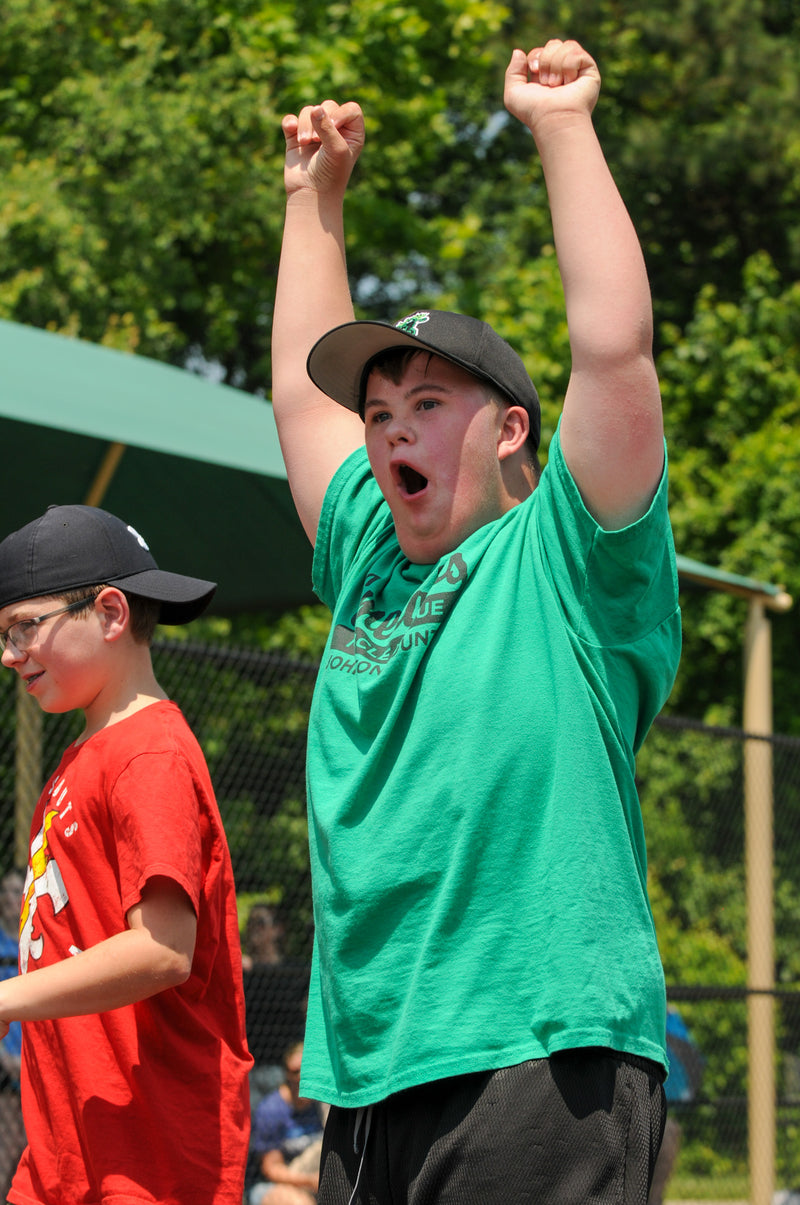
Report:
497,404,530,461
94,587,130,642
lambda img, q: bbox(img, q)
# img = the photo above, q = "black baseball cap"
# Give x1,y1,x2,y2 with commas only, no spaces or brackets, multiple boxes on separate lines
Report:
307,309,541,451
0,504,216,624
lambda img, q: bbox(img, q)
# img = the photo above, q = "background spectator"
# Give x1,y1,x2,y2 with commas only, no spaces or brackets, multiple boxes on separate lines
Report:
246,1041,325,1205
242,904,285,971
242,903,310,1104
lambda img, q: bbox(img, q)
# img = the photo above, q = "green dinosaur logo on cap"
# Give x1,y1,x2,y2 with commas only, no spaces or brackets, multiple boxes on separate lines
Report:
394,312,431,338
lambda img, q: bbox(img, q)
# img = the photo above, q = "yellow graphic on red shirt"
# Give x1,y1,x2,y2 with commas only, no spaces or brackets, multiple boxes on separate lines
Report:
20,801,69,973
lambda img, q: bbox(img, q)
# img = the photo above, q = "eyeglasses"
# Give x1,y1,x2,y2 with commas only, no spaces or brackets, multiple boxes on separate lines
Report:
0,596,96,653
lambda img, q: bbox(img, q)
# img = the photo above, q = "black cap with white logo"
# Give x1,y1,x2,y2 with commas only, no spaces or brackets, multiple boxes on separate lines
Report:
0,504,216,624
307,309,541,451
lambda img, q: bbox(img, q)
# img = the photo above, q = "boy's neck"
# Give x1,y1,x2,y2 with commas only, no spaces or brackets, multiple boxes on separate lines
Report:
77,656,168,744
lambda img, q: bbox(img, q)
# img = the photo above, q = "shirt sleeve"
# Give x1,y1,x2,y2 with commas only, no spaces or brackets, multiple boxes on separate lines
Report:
110,751,205,917
535,424,681,750
536,423,679,649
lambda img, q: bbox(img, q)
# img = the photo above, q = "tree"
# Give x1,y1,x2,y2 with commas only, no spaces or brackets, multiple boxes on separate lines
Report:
5,0,799,371
495,0,800,329
658,252,800,733
0,0,512,388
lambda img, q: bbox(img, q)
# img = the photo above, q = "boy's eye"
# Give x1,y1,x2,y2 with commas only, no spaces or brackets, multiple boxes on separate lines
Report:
418,398,438,411
0,618,35,652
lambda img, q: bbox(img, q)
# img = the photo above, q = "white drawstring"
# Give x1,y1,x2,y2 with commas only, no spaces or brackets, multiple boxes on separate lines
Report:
347,1104,373,1205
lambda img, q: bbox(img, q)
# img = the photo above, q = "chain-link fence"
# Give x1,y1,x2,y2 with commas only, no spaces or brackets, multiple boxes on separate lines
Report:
637,715,800,1199
1,635,799,1201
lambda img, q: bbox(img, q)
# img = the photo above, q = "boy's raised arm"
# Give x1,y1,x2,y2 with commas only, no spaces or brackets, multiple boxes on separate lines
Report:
271,101,367,545
504,40,665,529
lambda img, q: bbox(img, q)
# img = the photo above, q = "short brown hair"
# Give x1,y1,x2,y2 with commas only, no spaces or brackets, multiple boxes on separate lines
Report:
60,585,160,645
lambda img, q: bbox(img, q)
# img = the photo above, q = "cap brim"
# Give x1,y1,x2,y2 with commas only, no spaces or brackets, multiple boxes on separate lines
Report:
112,569,217,625
307,322,446,413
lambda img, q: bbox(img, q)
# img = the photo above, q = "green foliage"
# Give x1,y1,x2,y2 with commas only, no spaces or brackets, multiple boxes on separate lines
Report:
659,252,800,732
6,0,798,376
175,603,332,660
0,0,512,386
504,0,800,327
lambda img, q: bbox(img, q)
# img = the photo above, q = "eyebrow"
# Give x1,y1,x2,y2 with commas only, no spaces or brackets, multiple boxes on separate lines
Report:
363,381,454,413
0,609,30,628
0,603,51,631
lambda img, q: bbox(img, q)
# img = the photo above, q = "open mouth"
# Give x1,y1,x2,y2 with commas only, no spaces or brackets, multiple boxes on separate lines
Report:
397,464,428,496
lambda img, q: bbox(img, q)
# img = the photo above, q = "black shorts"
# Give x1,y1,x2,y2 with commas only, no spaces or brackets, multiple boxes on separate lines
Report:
318,1048,666,1205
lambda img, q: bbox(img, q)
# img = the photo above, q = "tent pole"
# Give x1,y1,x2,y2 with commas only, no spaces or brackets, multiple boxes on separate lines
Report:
85,441,126,507
743,597,774,1205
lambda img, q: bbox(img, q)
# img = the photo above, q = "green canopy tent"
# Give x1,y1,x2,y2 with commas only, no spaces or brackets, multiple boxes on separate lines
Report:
0,318,317,881
0,318,313,615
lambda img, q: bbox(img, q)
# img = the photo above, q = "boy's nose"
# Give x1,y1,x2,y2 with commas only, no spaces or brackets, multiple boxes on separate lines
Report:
387,416,414,444
1,642,25,669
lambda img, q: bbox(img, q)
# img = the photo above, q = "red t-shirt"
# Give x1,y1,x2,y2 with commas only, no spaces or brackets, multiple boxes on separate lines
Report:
9,701,252,1205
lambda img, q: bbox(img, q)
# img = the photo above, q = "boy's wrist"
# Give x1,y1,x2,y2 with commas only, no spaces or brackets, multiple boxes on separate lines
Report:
528,107,596,147
285,187,347,216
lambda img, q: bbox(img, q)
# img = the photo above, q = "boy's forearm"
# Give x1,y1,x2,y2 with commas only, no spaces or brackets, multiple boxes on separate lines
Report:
271,185,365,543
0,927,191,1023
533,112,654,370
272,99,365,423
504,41,664,523
271,188,355,417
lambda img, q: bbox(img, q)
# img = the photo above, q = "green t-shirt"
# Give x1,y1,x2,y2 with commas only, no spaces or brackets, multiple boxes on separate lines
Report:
303,425,681,1108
